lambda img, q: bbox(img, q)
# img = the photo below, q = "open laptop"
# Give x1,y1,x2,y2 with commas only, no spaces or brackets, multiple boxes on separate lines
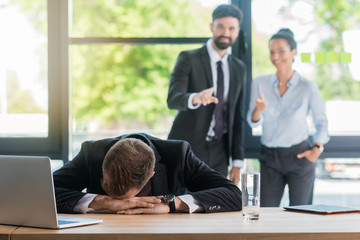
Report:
0,155,103,229
284,204,360,214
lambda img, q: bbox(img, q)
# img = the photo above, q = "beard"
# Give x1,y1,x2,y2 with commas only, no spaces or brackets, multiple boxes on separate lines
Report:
213,36,233,50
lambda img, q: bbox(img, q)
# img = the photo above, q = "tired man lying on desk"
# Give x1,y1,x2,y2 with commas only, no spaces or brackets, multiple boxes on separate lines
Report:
53,133,242,214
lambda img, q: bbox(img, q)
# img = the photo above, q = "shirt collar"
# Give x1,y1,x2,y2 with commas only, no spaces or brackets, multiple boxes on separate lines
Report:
206,39,229,64
272,71,300,88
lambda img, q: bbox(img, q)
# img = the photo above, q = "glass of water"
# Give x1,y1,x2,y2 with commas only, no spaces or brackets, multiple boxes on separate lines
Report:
241,172,260,221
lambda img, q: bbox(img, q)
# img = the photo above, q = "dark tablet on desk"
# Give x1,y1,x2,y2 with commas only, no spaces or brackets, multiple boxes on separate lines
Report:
284,204,360,214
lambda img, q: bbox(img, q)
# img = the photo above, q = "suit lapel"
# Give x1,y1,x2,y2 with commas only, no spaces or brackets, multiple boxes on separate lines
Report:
227,56,237,110
199,45,213,88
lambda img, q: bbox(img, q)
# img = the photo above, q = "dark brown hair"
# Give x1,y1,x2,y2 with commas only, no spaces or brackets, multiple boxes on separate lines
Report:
270,28,297,51
212,4,243,25
101,138,155,197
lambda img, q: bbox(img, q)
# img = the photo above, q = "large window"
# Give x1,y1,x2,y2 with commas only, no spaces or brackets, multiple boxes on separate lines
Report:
0,0,62,158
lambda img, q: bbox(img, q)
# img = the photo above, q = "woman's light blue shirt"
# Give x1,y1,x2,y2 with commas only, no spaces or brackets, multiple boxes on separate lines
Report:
247,71,330,148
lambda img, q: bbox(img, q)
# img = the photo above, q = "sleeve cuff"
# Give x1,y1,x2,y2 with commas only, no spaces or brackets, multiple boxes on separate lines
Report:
187,93,201,109
247,111,264,128
178,194,204,213
232,159,244,168
73,193,98,213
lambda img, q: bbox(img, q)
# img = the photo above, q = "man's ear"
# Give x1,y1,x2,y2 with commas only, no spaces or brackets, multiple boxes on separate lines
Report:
150,171,155,178
210,23,214,33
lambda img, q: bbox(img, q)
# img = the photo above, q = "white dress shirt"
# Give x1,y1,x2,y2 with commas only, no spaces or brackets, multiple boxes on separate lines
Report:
188,39,243,168
247,72,330,147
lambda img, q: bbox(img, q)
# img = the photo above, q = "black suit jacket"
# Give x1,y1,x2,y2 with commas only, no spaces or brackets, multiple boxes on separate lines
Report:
167,45,246,163
53,133,242,213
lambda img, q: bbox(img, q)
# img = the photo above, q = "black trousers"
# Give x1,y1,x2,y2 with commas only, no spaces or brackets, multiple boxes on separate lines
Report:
259,140,315,207
195,135,229,177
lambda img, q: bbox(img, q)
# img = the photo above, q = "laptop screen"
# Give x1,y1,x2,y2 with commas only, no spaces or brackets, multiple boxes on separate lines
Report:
0,155,102,228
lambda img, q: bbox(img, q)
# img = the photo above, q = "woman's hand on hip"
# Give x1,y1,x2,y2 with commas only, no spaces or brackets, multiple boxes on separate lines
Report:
297,148,321,163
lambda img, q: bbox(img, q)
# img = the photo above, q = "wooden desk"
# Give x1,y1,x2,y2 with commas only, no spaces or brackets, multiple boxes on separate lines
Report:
0,225,17,240
9,208,360,240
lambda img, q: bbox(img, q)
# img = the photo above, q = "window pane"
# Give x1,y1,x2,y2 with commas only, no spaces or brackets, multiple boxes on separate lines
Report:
70,44,202,157
251,0,360,137
0,1,48,137
71,0,228,38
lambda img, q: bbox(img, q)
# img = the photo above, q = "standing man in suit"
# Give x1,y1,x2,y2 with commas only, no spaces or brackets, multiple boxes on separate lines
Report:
53,133,242,214
167,4,246,184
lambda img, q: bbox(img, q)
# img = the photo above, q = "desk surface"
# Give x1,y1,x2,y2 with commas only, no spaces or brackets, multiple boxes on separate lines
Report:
0,225,17,240
8,208,360,240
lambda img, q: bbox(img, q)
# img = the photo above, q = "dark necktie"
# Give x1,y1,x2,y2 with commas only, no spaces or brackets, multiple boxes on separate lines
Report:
214,60,224,139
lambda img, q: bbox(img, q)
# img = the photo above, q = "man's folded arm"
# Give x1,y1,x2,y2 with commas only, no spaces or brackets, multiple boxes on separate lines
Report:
74,193,203,214
181,142,242,213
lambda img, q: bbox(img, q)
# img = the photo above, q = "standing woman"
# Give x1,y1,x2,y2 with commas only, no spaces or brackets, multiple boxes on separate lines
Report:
247,28,330,207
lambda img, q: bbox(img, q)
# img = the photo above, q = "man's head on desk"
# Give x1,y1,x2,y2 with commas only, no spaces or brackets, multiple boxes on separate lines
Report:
54,133,242,214
101,138,155,199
